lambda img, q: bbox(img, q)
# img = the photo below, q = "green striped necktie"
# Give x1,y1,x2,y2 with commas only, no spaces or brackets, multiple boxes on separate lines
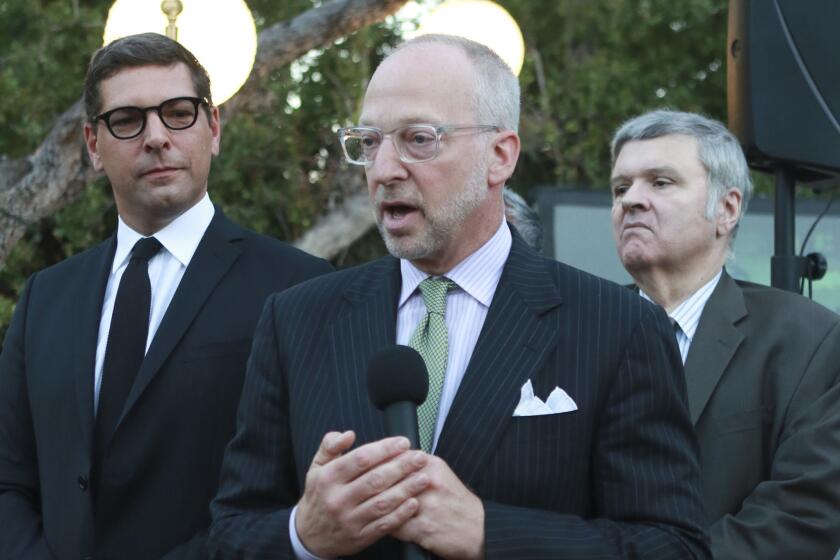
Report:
409,276,456,452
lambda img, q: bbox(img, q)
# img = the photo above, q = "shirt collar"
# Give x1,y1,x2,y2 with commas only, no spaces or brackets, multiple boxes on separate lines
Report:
112,193,215,273
399,218,512,308
640,269,722,342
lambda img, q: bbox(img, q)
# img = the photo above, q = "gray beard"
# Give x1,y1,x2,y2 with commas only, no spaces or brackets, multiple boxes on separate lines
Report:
375,167,487,262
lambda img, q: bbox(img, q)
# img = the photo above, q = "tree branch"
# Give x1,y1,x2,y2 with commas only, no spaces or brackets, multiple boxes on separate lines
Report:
293,167,375,260
223,0,406,119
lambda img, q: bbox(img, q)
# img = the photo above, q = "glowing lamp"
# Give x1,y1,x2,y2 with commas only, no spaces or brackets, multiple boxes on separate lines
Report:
103,0,257,104
413,0,525,76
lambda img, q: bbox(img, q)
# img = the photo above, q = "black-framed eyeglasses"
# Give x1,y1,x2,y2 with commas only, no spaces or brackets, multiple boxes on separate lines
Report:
338,124,501,165
93,96,209,140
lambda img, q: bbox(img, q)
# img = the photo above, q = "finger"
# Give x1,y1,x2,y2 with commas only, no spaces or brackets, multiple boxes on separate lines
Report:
311,430,356,467
358,495,420,541
354,469,430,521
329,436,412,483
346,450,429,506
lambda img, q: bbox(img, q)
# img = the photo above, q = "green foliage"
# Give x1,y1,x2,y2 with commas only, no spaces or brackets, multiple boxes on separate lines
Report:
0,1,108,156
0,0,731,339
0,0,114,336
507,0,728,192
211,25,400,243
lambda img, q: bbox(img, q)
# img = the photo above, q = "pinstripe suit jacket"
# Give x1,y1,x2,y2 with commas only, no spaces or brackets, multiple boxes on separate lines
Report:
209,231,710,559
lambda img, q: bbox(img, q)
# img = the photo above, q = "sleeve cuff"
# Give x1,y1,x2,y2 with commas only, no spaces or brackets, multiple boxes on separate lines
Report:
289,505,332,560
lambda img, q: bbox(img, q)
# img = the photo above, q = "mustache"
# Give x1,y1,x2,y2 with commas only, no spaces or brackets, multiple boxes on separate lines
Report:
373,184,424,207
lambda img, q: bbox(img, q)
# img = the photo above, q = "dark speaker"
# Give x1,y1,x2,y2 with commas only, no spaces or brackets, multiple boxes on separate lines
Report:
728,0,840,179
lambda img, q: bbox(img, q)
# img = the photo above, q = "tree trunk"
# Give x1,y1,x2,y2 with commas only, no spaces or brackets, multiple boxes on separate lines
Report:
0,0,407,269
293,169,375,260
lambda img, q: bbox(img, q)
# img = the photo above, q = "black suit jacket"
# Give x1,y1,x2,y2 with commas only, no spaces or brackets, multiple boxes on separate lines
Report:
0,210,332,560
209,232,710,559
686,271,840,559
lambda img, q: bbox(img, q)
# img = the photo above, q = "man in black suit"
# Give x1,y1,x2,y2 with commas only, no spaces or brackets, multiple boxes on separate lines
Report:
209,35,709,559
610,109,840,558
0,33,331,559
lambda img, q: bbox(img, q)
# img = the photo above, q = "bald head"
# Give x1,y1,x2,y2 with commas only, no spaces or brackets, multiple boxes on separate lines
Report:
362,41,477,128
357,35,521,274
382,34,520,133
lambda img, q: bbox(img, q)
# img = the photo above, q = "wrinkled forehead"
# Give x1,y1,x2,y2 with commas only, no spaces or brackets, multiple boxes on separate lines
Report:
360,43,477,128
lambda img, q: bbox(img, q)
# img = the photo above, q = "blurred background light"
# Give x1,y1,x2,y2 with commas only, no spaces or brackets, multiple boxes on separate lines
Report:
103,0,257,104
410,0,525,76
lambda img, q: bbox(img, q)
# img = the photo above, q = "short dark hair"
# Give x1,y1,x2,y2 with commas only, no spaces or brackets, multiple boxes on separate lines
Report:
84,32,212,121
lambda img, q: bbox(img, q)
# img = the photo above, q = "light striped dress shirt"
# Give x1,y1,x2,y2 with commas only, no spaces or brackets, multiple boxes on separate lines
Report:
641,269,722,364
396,218,512,452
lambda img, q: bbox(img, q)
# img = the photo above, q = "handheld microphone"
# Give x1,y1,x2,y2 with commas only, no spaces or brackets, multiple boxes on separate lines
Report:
367,345,429,448
366,345,430,560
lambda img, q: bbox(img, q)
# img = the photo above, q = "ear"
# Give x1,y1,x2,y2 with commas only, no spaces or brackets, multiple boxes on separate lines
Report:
83,122,104,172
208,105,221,156
716,187,742,237
487,130,520,189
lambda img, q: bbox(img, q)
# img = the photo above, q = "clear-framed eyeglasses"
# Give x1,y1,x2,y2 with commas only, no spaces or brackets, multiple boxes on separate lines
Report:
338,124,501,166
92,96,209,140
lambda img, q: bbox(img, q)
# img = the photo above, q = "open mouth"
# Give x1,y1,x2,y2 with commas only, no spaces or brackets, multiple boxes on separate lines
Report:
385,203,416,219
381,202,420,231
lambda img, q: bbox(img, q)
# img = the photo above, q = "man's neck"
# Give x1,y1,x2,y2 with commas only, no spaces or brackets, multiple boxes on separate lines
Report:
117,190,209,237
635,261,724,313
411,206,504,276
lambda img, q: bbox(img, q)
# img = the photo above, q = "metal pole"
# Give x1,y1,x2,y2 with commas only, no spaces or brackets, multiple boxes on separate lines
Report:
161,0,183,40
770,165,804,292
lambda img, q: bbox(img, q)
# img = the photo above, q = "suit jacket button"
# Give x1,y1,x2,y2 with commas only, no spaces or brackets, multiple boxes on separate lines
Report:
78,476,89,491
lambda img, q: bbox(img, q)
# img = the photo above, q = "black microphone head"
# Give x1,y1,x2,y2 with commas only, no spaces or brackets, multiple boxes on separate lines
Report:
367,345,429,409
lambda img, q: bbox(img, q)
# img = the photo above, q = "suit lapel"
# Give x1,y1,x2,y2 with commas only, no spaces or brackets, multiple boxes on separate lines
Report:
435,234,563,486
73,238,117,456
684,271,746,424
115,211,243,430
329,257,401,444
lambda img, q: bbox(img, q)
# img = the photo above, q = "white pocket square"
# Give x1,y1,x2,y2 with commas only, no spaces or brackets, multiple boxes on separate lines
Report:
513,379,578,417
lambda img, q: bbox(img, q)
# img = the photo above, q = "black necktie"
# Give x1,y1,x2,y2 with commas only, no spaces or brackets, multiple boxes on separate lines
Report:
94,237,162,464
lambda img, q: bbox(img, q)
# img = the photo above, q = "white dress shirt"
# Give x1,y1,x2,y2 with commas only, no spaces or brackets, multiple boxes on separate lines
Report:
640,269,722,364
93,193,214,413
290,218,512,560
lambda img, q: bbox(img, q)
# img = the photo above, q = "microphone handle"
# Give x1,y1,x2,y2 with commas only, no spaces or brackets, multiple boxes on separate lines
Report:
404,542,430,560
382,402,428,559
383,401,421,449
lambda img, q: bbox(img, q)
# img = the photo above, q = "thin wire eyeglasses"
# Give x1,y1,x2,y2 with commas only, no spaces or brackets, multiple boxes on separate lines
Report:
92,96,209,140
338,124,501,165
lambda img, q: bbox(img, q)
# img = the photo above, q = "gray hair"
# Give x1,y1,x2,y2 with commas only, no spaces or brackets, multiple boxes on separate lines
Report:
503,187,542,251
393,34,520,132
611,109,753,232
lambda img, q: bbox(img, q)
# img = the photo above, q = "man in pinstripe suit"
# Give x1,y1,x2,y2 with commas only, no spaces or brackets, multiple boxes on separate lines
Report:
209,36,709,559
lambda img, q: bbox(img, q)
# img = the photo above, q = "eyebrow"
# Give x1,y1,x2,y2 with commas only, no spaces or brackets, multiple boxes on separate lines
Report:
610,166,685,187
358,116,443,128
100,95,199,111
